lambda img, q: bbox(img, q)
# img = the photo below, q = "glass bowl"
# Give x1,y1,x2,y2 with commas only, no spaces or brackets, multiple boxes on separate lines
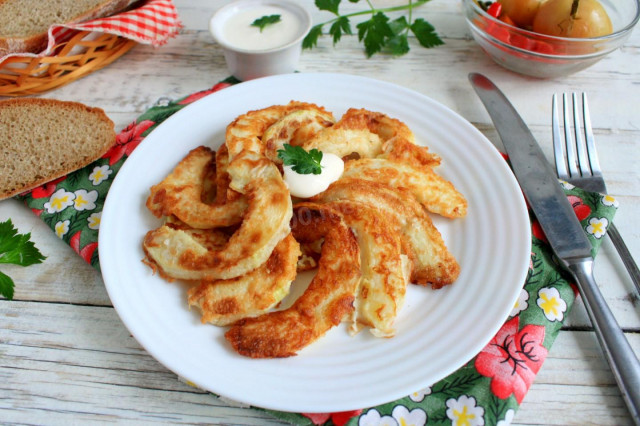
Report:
463,0,640,78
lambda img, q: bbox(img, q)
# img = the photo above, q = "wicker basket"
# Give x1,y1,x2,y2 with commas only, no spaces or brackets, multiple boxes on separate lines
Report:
0,30,137,97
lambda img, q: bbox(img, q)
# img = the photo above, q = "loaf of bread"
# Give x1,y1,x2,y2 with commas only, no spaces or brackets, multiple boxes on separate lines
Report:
0,0,138,55
0,98,117,200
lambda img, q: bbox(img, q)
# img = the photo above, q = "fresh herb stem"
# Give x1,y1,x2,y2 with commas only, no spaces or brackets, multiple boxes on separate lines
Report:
303,0,442,57
315,0,429,27
408,0,414,28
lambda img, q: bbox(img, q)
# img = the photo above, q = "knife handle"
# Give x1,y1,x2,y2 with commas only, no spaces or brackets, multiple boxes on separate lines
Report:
566,259,640,426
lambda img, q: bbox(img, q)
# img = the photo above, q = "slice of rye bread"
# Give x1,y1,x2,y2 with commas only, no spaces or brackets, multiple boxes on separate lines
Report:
0,98,117,200
0,0,139,55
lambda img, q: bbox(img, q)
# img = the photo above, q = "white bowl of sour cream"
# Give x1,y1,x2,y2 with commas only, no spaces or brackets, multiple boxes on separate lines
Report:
209,0,312,81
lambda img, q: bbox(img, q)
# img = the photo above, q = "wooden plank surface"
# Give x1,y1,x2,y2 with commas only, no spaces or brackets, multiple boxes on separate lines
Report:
1,0,639,424
2,300,638,425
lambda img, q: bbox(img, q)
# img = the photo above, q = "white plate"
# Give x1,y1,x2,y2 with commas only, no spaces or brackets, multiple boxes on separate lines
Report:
99,73,531,413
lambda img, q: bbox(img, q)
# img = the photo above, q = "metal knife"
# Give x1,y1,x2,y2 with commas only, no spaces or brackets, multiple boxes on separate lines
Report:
469,72,640,425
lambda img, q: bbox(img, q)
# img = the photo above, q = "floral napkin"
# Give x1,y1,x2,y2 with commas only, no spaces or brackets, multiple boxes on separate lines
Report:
15,80,617,426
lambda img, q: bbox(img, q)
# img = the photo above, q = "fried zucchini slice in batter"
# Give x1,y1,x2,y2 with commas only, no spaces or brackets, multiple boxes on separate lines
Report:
302,108,415,159
263,109,335,163
326,200,410,337
225,101,332,161
225,203,361,358
379,137,441,168
146,146,247,229
315,178,460,288
143,151,292,280
341,158,467,218
187,234,301,326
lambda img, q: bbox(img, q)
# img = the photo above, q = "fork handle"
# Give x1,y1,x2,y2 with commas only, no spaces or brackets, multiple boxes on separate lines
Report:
608,223,640,295
567,260,640,426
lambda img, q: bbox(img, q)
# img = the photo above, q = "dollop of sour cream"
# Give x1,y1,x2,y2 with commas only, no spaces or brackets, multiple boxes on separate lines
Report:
222,5,303,51
283,153,344,198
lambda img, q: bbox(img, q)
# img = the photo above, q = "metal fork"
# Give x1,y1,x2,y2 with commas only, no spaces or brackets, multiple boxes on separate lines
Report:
552,93,640,295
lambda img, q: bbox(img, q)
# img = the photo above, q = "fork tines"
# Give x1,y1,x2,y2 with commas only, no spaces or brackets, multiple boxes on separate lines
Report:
552,92,602,183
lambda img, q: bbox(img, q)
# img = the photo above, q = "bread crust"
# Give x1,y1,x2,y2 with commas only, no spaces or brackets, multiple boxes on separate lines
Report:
0,0,139,55
0,98,116,200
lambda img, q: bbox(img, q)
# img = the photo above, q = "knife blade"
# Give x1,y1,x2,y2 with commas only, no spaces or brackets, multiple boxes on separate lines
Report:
469,72,640,425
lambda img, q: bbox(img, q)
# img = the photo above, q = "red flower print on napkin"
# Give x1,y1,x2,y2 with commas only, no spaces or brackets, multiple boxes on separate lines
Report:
105,119,156,165
70,231,98,264
531,194,592,243
178,82,233,105
475,316,547,403
29,177,67,199
567,195,591,221
302,410,363,426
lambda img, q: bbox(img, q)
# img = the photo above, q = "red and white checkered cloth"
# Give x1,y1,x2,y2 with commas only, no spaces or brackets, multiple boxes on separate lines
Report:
1,0,181,62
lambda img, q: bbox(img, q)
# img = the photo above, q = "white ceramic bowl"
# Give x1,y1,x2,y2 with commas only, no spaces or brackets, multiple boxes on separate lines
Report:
209,0,312,81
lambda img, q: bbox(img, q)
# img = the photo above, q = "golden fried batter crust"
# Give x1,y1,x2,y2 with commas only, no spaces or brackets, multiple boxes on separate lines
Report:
142,216,231,281
225,101,332,161
302,108,415,159
263,109,335,163
379,137,441,168
187,233,301,326
314,178,460,288
213,143,244,205
342,158,467,218
146,146,247,229
325,200,409,337
225,203,361,358
143,150,292,280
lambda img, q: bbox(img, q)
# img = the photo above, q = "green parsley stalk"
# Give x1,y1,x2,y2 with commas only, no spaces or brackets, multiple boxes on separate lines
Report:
303,0,443,57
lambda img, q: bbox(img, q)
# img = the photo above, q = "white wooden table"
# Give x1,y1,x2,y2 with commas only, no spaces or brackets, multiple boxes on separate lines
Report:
1,1,639,424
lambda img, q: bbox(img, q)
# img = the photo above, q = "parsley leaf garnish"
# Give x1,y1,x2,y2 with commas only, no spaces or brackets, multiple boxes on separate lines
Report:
0,219,46,300
316,0,341,15
303,24,324,49
357,12,393,57
411,18,445,48
303,0,443,57
277,144,324,175
329,16,352,44
251,14,282,32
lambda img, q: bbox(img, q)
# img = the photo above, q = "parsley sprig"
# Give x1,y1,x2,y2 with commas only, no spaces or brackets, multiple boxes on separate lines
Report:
303,0,443,57
0,219,46,300
278,144,324,175
251,14,282,32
